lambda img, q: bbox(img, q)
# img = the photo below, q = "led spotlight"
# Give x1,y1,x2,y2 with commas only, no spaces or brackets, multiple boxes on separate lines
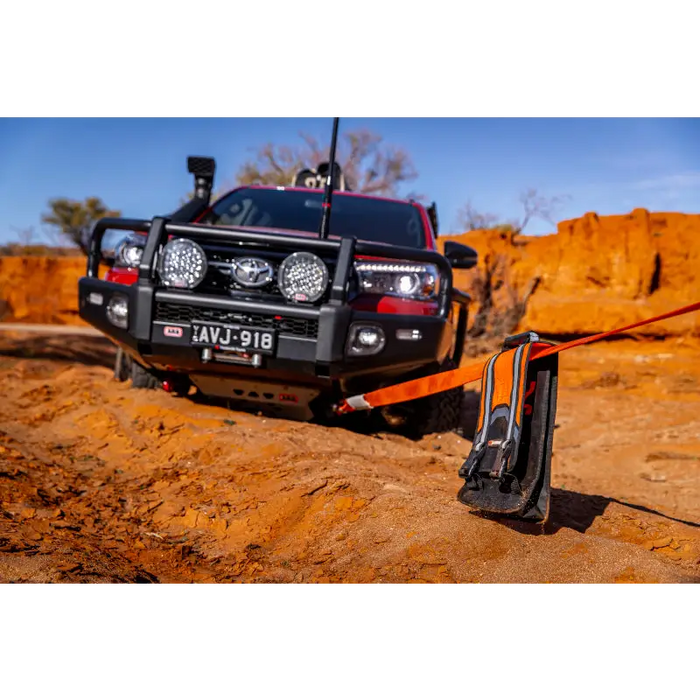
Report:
278,252,329,303
158,238,208,289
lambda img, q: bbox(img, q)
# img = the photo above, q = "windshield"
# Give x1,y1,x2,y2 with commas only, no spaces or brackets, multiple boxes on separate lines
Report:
202,188,427,248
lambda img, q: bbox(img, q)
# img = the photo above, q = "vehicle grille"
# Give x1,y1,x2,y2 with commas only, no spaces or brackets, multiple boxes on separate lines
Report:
154,302,319,339
199,245,337,303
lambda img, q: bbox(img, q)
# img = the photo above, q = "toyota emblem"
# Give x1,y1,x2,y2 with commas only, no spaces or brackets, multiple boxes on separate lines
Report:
231,257,274,288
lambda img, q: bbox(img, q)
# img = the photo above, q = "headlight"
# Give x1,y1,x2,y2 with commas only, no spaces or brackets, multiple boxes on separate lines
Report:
353,261,438,300
278,252,329,303
115,235,145,268
158,238,208,289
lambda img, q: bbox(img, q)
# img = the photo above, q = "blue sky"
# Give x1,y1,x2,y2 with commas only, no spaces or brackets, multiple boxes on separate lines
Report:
0,118,698,244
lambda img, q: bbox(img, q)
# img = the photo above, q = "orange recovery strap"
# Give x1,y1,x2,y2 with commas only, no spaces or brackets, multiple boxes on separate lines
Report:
335,300,700,414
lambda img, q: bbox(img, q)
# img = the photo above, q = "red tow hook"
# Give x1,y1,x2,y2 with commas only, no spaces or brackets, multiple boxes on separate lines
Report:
161,379,173,393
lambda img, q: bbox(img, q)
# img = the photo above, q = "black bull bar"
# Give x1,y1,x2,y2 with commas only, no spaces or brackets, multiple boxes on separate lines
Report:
83,217,470,369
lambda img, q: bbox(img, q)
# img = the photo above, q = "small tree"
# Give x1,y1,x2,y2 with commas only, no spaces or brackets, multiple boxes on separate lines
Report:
236,129,418,197
41,197,121,254
454,189,565,355
9,225,36,246
456,201,502,231
464,250,541,356
457,189,569,235
516,188,569,234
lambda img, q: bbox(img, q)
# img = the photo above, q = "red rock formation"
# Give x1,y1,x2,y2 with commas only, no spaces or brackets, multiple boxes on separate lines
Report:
0,257,90,325
440,209,700,338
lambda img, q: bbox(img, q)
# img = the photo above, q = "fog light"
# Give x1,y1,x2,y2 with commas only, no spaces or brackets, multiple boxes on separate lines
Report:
358,329,380,346
106,294,129,329
346,323,386,356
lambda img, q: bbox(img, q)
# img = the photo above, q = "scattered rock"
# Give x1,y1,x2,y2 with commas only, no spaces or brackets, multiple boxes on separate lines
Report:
640,472,667,482
581,372,624,389
646,451,700,462
302,480,328,497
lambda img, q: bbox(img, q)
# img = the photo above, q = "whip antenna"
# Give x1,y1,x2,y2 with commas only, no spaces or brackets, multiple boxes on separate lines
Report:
319,117,340,239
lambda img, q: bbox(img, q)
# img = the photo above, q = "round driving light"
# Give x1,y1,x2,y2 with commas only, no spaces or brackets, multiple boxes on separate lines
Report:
106,293,129,329
278,252,329,303
158,238,208,289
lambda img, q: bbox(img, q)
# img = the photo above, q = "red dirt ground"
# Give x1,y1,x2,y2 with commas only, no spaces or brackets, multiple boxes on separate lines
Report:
1,330,699,583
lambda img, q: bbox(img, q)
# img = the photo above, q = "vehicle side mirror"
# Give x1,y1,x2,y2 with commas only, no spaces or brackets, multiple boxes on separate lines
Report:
444,241,478,270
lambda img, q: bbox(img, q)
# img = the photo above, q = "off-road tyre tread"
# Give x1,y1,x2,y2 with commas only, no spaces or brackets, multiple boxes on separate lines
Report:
130,361,160,390
394,358,464,439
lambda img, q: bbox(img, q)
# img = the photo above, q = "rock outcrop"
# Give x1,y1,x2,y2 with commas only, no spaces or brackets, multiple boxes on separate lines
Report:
439,208,700,338
0,256,90,325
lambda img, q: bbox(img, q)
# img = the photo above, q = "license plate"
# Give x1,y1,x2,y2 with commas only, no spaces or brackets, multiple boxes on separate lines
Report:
191,322,276,355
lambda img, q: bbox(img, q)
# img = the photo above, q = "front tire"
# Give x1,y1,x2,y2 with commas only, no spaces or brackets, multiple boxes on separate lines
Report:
130,361,160,390
381,358,464,439
114,347,133,382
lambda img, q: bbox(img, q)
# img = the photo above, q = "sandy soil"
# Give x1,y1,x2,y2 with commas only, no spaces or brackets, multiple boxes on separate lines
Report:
1,330,699,583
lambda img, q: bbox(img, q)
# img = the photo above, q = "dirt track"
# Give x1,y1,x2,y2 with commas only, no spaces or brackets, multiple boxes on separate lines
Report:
1,330,699,583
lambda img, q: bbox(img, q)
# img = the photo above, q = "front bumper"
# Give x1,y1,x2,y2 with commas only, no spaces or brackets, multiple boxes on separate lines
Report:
79,277,454,395
80,216,462,397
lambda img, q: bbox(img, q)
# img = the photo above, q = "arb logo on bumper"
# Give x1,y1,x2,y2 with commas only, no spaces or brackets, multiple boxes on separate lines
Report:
164,326,184,338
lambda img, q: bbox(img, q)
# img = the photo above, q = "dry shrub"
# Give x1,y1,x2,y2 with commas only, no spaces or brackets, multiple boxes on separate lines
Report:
464,251,540,357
